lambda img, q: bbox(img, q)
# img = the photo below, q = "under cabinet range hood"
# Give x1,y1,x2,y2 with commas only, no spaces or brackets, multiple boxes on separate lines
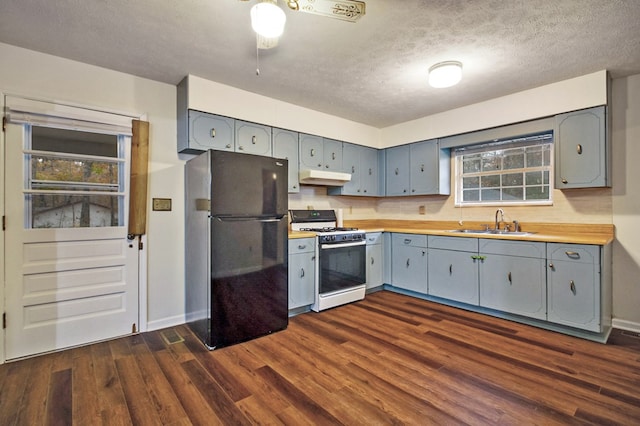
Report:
299,169,351,186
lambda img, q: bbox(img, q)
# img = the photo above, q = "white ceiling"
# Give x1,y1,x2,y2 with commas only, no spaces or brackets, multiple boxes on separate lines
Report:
1,0,639,128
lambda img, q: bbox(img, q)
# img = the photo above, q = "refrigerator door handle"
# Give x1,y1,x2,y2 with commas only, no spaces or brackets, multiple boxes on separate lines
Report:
214,215,286,223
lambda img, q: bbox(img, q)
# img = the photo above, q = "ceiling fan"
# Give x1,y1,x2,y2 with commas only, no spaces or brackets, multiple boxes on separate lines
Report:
240,0,366,49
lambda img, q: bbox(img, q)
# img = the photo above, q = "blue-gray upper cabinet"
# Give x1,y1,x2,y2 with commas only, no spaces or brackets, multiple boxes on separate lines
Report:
181,110,235,153
410,139,450,195
555,106,609,188
235,120,272,156
385,145,410,196
299,134,343,171
328,143,383,196
273,128,300,193
385,140,450,196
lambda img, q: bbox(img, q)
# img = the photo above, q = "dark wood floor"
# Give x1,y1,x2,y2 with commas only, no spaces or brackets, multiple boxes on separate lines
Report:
1,290,640,425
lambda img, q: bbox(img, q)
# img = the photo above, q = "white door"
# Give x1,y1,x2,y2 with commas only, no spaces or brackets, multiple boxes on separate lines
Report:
4,122,139,360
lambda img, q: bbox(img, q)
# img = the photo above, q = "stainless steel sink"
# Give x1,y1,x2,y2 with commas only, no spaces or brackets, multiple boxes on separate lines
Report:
448,229,535,236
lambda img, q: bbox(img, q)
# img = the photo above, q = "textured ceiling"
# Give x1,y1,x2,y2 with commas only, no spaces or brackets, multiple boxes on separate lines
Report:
1,0,639,127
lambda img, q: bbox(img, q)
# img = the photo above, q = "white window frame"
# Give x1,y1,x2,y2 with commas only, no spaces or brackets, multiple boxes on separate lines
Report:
454,133,554,207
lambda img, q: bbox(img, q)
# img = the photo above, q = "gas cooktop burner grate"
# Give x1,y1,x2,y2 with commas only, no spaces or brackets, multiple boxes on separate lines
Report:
299,227,359,232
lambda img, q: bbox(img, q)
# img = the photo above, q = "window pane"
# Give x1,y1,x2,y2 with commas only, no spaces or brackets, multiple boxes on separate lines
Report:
481,175,500,188
31,194,121,228
525,171,544,185
463,176,479,189
481,189,500,201
526,147,543,167
463,189,480,201
32,155,119,186
503,152,524,170
463,155,481,173
502,173,523,186
503,187,523,200
32,127,117,157
526,186,549,200
481,154,501,172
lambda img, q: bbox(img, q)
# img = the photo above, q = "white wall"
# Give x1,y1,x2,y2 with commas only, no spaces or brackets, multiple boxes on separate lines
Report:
611,74,640,330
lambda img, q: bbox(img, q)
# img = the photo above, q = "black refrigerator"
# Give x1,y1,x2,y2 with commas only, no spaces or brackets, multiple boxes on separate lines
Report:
185,150,288,349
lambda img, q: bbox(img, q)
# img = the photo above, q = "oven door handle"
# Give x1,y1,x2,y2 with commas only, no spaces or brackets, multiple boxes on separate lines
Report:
320,241,366,250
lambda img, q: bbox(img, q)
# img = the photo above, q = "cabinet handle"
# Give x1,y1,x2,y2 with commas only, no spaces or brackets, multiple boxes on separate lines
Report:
332,152,336,160
449,264,453,275
570,280,576,294
300,268,305,278
404,239,411,244
549,262,554,269
508,272,512,284
238,146,244,151
252,135,257,144
352,166,355,173
310,148,316,157
561,178,568,184
421,164,424,172
225,144,232,149
565,251,580,259
422,250,426,256
298,244,306,250
210,128,216,138
406,258,410,267
369,168,372,175
403,189,407,193
395,168,399,175
576,144,582,155
371,257,375,265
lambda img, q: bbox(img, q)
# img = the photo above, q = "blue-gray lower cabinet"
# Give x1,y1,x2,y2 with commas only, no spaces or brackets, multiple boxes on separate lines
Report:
547,243,601,332
479,239,547,320
366,232,384,290
427,236,480,305
391,233,427,293
288,238,316,309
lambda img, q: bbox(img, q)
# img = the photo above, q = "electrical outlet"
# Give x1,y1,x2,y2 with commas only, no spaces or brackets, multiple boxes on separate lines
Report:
152,198,172,211
419,205,426,215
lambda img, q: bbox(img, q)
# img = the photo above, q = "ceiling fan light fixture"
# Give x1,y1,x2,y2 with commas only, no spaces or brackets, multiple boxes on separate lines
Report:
428,61,463,88
251,0,287,39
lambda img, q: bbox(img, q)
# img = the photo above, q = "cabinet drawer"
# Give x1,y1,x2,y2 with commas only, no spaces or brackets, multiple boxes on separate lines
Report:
288,238,315,254
548,243,599,264
392,233,427,248
428,235,478,252
479,239,545,258
366,232,382,245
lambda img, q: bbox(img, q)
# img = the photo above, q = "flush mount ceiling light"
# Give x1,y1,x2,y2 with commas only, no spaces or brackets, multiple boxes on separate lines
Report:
251,0,287,39
428,61,463,88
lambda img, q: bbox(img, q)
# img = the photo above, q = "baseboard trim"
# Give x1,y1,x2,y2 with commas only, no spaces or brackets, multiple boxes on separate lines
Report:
612,318,640,333
147,314,186,332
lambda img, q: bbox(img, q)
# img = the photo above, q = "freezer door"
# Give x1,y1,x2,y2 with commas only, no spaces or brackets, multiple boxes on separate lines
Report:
210,150,288,217
208,215,288,348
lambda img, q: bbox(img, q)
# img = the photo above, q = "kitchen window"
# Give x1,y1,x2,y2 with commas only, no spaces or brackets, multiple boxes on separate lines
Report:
454,133,553,206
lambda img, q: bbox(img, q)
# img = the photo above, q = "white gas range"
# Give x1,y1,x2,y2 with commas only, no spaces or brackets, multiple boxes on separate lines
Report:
290,210,367,311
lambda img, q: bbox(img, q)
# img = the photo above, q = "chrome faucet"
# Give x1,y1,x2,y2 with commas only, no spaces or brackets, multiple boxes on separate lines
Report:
495,209,504,231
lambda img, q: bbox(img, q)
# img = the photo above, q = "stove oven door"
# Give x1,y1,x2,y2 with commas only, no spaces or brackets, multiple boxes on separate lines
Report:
319,241,366,295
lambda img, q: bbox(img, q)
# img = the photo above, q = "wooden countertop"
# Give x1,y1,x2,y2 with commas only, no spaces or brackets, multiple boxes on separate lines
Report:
344,220,615,245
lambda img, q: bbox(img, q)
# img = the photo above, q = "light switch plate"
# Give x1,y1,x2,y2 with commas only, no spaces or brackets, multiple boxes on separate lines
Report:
153,198,172,211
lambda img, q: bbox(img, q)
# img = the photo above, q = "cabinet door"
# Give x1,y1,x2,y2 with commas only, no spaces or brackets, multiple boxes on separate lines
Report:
410,140,439,195
391,235,427,293
288,252,316,309
188,111,234,152
428,249,479,305
299,133,324,170
547,244,600,331
555,106,607,188
340,142,361,195
366,242,383,289
273,128,300,193
235,120,272,156
360,146,379,195
479,254,546,320
385,145,410,196
323,138,343,171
